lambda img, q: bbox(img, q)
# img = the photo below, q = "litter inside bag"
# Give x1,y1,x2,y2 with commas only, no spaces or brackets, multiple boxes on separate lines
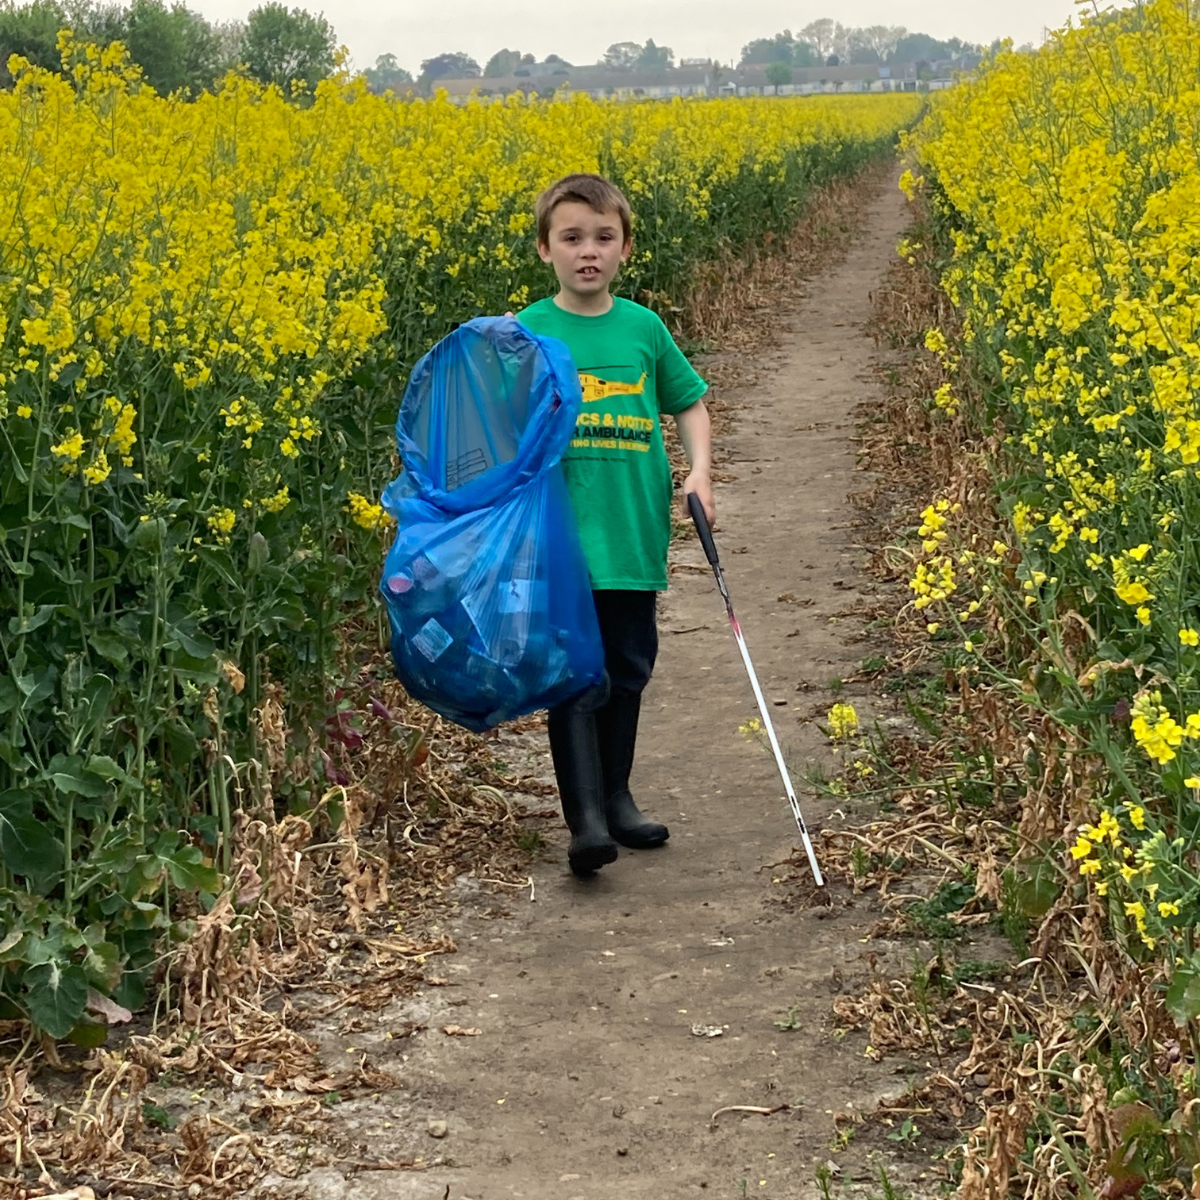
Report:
380,317,603,732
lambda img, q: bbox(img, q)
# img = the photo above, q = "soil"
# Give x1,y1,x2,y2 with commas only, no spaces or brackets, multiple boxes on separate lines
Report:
214,170,944,1200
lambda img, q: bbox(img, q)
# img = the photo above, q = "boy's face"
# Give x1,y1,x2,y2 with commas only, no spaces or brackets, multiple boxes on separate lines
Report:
538,201,631,300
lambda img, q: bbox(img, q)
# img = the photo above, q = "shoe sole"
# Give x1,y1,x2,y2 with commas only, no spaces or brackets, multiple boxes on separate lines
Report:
612,830,669,850
569,841,619,877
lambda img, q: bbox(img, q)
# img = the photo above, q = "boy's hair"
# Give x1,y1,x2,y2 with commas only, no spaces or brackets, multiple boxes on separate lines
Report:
535,173,632,246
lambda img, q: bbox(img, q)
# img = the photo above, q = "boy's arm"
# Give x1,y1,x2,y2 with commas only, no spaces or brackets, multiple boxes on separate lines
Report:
674,400,715,524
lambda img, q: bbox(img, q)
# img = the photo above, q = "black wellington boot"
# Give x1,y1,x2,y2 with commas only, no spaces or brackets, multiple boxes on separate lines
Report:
595,691,669,850
548,706,619,878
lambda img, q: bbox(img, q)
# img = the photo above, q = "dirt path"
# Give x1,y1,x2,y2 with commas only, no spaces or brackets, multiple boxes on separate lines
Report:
259,168,914,1200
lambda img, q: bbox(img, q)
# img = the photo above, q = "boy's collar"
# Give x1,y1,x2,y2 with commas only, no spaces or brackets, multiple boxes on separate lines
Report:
553,292,616,317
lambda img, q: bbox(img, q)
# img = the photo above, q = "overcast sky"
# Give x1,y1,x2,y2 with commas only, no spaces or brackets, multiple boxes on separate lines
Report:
191,0,1092,75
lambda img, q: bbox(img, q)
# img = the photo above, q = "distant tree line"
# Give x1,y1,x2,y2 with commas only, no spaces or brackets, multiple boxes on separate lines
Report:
739,20,983,70
399,39,675,94
600,39,674,70
0,0,337,93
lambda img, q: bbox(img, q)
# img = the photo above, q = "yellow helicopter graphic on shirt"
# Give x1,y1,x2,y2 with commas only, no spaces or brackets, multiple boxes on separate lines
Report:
578,372,647,404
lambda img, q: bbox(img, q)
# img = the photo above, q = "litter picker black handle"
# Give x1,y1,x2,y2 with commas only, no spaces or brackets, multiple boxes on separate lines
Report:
687,491,720,568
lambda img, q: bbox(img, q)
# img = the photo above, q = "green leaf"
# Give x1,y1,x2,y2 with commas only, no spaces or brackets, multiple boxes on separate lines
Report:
7,604,56,636
168,624,216,660
1004,859,1060,920
0,791,63,880
195,544,241,588
0,812,62,879
162,721,199,761
0,740,31,772
131,516,166,551
66,1018,108,1048
0,675,17,716
85,754,128,783
89,631,129,666
24,960,89,1039
31,669,58,705
83,940,122,991
16,667,56,705
75,675,114,742
143,1100,174,1130
165,845,221,894
1054,701,1109,728
127,901,167,931
1166,963,1200,1025
248,530,270,574
113,969,146,1013
23,922,85,967
100,507,129,545
48,761,107,798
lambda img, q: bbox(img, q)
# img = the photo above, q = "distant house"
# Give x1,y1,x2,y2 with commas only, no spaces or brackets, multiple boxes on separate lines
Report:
580,66,713,100
435,58,972,102
440,64,715,100
734,64,882,96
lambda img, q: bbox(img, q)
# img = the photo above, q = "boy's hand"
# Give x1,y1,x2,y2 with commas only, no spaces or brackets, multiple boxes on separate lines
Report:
683,471,715,526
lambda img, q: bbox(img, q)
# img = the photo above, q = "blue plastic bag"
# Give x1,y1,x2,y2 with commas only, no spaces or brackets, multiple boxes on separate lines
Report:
379,317,604,732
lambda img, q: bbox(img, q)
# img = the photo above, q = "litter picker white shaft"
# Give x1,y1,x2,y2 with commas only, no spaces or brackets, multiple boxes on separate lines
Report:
688,493,825,887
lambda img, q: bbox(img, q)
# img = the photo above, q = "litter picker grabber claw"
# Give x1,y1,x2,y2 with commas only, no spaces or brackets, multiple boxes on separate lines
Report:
687,492,825,888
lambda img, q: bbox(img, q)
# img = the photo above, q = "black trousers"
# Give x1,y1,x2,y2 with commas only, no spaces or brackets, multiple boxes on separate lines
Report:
550,590,659,715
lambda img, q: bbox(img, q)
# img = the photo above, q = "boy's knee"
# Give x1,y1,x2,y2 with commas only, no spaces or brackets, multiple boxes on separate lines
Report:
605,657,655,695
551,675,612,719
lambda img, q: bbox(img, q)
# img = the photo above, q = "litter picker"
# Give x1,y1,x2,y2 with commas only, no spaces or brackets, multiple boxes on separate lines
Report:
688,493,824,888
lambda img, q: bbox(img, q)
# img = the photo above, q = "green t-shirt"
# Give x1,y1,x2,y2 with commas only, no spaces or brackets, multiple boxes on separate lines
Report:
519,296,707,591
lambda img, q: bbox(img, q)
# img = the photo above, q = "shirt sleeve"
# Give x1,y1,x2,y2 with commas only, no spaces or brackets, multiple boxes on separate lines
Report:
653,314,708,416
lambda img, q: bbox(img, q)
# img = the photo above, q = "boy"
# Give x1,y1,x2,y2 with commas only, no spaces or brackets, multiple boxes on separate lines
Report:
518,173,715,878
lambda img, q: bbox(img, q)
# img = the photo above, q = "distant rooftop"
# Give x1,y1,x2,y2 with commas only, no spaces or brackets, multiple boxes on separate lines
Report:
433,57,979,98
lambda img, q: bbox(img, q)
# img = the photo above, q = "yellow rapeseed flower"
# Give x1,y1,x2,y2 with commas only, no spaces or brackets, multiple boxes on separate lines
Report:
739,717,763,741
51,430,84,461
827,703,859,740
346,491,393,533
206,507,236,545
262,486,291,513
1115,581,1152,606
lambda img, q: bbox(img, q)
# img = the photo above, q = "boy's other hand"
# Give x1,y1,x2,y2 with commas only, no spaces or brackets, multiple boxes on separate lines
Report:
683,471,715,527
